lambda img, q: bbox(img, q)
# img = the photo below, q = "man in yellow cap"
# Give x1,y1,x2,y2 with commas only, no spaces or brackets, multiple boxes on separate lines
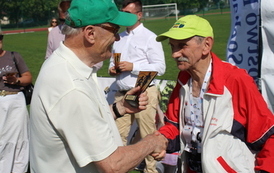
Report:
156,15,274,173
30,0,167,172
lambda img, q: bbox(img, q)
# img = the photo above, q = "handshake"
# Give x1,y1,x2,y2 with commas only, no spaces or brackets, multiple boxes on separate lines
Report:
150,131,168,161
144,131,168,161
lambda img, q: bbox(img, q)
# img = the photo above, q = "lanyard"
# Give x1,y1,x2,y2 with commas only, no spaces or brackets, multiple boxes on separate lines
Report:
182,61,212,153
188,61,212,128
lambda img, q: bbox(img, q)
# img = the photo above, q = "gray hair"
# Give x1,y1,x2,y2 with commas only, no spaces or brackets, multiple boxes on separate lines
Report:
62,13,82,36
62,24,82,36
194,36,205,44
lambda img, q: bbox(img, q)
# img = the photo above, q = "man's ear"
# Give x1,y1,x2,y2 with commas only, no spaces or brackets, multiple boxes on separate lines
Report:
83,25,96,44
137,12,143,21
202,37,214,55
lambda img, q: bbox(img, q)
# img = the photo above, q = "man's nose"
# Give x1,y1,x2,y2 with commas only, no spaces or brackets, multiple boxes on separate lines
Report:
172,51,182,59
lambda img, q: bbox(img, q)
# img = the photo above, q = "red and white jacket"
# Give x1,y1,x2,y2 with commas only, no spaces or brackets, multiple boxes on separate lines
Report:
159,52,274,173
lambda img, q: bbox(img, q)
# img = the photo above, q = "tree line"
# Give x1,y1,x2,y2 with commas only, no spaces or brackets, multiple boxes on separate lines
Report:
1,0,60,27
0,0,226,28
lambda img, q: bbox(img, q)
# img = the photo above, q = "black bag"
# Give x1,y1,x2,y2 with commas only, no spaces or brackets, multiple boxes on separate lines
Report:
12,52,34,105
22,83,34,105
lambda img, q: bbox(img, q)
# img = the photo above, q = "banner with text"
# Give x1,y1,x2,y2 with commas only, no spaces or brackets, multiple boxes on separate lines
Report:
226,0,260,84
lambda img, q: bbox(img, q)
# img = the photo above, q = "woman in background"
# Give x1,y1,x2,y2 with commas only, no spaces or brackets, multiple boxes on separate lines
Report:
48,18,58,32
0,31,32,173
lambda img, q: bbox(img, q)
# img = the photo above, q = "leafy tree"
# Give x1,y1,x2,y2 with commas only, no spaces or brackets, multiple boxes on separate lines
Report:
22,0,60,24
212,0,221,8
1,0,22,24
1,0,217,28
1,0,59,27
136,0,207,15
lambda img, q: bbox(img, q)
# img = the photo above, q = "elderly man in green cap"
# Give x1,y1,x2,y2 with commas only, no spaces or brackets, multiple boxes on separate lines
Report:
29,0,167,172
156,15,274,173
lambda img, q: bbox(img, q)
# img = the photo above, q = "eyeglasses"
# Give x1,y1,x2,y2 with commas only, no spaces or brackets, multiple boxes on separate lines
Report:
0,35,3,40
95,24,120,35
51,21,57,23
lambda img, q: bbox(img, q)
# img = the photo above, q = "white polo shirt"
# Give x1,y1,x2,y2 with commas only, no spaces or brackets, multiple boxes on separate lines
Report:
30,42,122,173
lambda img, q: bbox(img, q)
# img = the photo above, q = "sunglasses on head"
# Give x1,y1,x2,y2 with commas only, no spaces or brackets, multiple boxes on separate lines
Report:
0,35,3,40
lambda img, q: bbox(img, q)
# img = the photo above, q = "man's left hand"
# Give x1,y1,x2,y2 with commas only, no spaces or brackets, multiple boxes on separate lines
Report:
117,86,148,115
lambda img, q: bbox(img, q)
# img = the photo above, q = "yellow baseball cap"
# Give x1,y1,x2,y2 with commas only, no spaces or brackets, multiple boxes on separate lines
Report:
156,15,214,41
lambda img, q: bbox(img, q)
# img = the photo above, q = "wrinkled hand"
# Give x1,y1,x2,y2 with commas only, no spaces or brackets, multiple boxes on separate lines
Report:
124,86,148,113
150,131,168,161
151,150,166,161
116,86,148,115
119,61,133,72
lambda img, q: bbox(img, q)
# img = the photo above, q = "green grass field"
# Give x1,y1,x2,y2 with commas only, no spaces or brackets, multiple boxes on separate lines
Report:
3,13,231,83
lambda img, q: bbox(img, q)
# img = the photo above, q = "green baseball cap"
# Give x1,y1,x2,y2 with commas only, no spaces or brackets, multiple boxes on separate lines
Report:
156,15,214,41
65,0,137,27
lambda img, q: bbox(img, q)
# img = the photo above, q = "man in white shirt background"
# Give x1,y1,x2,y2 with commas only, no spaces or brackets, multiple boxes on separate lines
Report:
108,0,166,172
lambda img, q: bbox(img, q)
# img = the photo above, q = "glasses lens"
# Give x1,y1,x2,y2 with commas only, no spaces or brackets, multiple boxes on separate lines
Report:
52,21,57,23
0,35,3,40
99,25,120,35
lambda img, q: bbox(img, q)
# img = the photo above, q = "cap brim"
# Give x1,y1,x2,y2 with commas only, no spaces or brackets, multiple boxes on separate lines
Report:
110,11,137,26
156,30,195,42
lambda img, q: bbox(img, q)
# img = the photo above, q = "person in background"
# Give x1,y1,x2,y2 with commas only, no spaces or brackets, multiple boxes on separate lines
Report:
48,18,58,33
0,31,32,173
30,0,167,172
45,0,71,59
156,15,274,173
108,0,166,172
45,0,103,70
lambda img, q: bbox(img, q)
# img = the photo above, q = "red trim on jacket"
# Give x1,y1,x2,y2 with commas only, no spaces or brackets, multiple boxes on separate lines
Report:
217,156,237,173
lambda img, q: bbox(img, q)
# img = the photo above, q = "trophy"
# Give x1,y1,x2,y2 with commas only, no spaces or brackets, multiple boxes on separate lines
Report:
125,71,158,107
113,53,121,73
